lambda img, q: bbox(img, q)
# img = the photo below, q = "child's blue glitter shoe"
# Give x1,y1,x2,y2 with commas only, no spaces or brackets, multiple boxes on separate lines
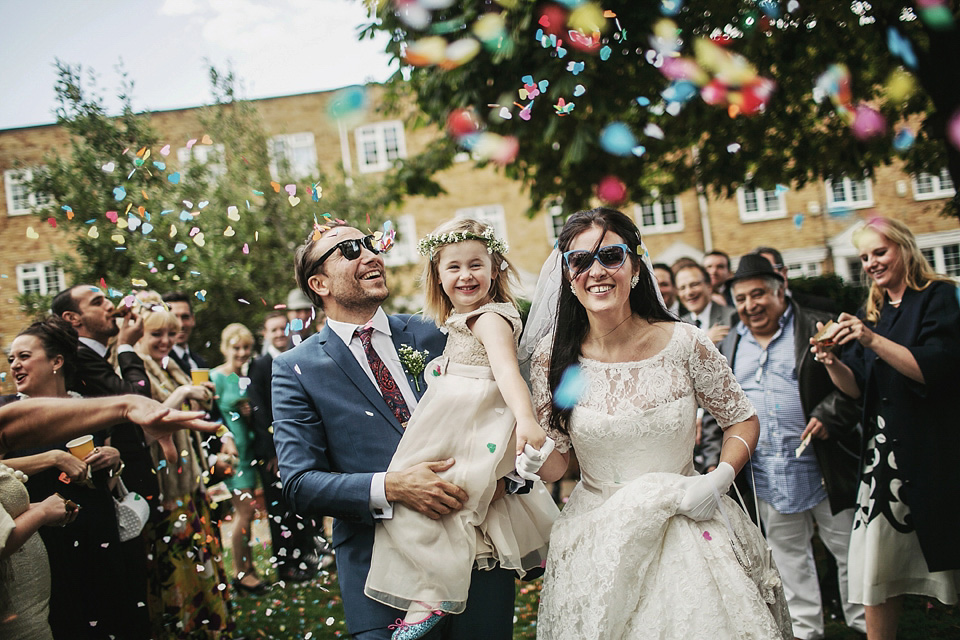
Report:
388,603,454,640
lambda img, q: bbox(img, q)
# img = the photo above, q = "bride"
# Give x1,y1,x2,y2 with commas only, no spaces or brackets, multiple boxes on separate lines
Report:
525,208,791,639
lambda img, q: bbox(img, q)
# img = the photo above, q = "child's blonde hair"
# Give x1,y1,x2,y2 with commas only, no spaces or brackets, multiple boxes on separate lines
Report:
853,216,956,323
420,218,519,325
220,323,254,355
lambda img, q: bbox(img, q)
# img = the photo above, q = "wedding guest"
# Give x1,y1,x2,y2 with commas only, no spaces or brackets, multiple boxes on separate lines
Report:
812,217,960,640
714,257,865,638
162,292,209,374
2,316,150,638
652,262,686,318
704,250,734,306
248,312,320,583
753,247,838,314
0,461,76,640
529,208,790,638
134,291,235,636
212,323,268,595
676,263,731,344
285,287,315,348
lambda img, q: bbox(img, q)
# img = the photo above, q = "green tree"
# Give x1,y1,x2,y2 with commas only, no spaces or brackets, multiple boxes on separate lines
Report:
29,62,411,363
362,1,960,220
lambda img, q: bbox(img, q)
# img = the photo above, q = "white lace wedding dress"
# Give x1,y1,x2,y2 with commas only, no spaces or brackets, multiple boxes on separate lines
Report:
532,322,792,639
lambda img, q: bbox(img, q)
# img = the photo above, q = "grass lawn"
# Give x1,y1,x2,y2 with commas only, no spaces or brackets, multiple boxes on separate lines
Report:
225,541,959,639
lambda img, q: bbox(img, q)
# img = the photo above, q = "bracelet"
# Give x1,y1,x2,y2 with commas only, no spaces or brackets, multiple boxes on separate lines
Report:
725,434,753,458
112,460,125,477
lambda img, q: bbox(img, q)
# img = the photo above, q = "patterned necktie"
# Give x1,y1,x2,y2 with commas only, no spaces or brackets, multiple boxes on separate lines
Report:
355,325,411,427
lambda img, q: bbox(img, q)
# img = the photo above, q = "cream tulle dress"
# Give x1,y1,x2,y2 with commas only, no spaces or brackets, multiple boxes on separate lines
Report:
364,302,559,615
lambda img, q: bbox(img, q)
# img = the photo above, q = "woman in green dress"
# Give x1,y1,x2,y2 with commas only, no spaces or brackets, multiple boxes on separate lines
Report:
212,323,266,595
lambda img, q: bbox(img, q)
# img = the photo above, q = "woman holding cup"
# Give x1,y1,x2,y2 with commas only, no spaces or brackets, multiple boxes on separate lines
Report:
811,217,960,639
212,323,267,594
134,291,235,637
1,316,146,638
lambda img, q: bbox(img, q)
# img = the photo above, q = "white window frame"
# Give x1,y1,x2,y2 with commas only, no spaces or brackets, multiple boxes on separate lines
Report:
268,133,318,180
176,143,227,180
4,168,50,216
912,167,956,201
15,262,65,296
920,240,960,279
382,214,418,267
778,246,828,279
355,121,407,173
455,205,508,243
634,198,683,234
825,176,874,211
736,187,787,222
545,204,566,246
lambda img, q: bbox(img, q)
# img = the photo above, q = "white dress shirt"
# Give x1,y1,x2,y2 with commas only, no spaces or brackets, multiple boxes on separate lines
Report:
326,307,420,519
79,336,134,358
694,302,715,329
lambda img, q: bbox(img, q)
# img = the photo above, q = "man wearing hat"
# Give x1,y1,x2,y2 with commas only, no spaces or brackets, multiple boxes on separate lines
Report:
702,254,866,639
286,287,317,348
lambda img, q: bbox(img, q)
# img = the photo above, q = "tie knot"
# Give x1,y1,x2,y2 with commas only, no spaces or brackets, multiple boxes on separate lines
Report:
355,325,374,344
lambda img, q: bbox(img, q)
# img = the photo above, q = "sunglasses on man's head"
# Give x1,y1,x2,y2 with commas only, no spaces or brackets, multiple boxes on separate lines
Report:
562,243,630,274
311,235,380,271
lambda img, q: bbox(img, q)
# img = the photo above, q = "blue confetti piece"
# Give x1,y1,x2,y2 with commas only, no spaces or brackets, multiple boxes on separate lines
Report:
793,213,804,229
168,172,181,184
153,161,166,170
291,318,304,331
636,96,651,106
599,45,611,61
661,0,684,16
179,210,193,221
554,364,586,409
893,127,915,152
113,186,126,201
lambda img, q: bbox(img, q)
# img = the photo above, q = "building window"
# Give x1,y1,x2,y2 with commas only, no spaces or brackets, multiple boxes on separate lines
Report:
634,198,683,234
16,262,64,295
923,243,960,278
737,186,787,222
177,144,227,180
825,177,874,211
4,168,51,216
455,205,508,242
785,262,822,278
355,121,407,173
268,133,318,180
382,215,418,267
913,167,956,201
546,205,567,246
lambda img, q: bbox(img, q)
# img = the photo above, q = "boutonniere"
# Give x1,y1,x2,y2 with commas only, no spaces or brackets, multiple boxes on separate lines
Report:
398,345,429,392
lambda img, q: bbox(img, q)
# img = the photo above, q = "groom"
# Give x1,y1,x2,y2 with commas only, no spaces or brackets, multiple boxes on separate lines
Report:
272,225,518,639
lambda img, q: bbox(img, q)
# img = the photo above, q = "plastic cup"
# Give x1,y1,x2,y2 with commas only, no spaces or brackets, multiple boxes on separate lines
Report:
66,435,95,459
191,368,210,384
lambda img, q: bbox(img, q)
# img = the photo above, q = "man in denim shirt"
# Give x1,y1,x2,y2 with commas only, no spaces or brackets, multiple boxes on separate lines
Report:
710,255,866,640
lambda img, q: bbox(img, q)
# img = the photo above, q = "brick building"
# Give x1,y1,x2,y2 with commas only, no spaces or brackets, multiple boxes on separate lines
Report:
2,84,959,391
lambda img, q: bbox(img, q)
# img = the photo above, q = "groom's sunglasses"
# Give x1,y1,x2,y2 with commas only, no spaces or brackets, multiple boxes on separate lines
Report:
311,235,380,272
562,243,630,274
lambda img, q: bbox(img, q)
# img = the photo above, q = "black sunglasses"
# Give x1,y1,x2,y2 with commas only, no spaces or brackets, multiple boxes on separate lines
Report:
563,243,630,274
310,235,380,273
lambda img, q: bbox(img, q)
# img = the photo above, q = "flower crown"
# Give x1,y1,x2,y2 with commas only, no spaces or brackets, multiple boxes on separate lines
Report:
417,226,509,260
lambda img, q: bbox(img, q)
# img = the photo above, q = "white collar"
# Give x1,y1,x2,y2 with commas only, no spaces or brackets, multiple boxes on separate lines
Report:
697,302,713,326
327,307,392,345
266,344,284,359
78,336,108,358
172,344,188,358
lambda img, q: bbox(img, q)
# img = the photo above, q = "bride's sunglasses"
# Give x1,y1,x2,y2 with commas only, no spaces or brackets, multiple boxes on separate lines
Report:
562,243,630,274
312,235,380,272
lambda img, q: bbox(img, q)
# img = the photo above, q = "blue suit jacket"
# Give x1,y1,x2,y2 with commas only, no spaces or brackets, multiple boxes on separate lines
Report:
272,312,447,633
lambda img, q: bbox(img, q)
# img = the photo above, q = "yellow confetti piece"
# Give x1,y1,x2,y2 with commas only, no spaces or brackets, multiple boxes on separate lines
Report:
288,195,301,206
111,234,126,244
223,226,235,237
26,227,39,239
169,225,177,238
117,217,128,230
192,232,206,247
131,279,148,287
88,226,100,239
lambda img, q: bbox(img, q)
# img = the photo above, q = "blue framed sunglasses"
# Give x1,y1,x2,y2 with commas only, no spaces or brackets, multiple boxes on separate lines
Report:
562,243,630,274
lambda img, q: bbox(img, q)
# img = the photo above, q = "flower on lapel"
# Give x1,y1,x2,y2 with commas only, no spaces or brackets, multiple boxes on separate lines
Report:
398,345,429,392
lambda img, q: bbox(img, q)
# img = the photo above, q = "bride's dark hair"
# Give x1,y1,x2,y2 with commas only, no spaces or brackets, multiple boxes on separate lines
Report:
547,208,676,436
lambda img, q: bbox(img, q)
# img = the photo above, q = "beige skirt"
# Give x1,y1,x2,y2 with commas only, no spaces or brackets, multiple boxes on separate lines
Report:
364,357,559,614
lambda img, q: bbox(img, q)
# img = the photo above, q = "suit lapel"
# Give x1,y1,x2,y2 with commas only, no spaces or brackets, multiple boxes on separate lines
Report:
318,325,404,435
389,315,428,402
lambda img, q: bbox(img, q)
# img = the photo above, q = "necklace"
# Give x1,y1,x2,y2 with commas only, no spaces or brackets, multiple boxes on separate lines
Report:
587,313,634,343
888,298,902,305
0,460,28,483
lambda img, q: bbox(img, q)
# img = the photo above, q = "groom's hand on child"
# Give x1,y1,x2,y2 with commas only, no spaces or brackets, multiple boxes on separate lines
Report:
385,458,469,520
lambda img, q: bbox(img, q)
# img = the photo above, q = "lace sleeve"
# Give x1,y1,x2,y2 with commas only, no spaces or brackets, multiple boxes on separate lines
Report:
530,335,572,453
686,327,756,429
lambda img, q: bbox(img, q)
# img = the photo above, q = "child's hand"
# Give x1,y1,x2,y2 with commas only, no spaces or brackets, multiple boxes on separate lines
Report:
515,438,556,481
516,418,547,456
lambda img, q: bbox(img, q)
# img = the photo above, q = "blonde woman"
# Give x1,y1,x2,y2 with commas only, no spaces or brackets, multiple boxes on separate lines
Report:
812,217,960,640
134,292,235,638
212,323,267,595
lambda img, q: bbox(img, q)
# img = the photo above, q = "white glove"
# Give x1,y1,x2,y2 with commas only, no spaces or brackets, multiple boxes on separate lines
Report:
515,438,556,481
677,462,735,521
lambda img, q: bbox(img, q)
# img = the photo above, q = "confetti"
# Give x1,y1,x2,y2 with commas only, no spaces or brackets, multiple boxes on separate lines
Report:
599,122,638,156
